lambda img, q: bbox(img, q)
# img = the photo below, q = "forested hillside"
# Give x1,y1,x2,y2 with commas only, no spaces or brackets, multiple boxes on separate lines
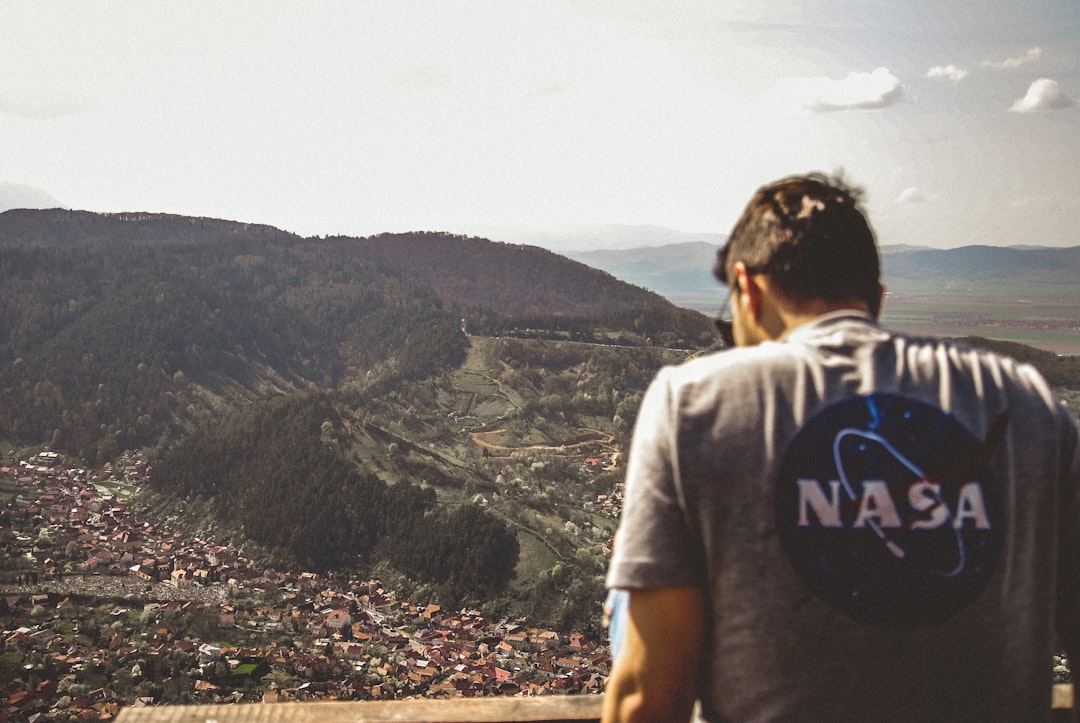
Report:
354,233,714,346
0,210,709,465
0,208,714,629
0,208,294,246
2,207,1078,638
146,393,518,603
0,228,465,463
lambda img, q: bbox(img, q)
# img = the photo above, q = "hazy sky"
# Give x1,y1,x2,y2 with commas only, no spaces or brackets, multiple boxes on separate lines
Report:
3,1,1078,248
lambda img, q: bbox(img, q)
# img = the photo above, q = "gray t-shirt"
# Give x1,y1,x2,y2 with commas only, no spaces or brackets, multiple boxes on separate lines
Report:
607,311,1080,722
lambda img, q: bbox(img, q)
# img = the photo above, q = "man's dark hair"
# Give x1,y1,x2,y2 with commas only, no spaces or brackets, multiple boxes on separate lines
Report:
714,173,881,315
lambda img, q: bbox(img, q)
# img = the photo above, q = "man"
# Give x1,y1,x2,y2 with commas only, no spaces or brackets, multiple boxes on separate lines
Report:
602,173,1080,721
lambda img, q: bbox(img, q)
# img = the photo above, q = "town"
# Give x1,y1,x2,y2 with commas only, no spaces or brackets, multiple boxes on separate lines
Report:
1,451,616,719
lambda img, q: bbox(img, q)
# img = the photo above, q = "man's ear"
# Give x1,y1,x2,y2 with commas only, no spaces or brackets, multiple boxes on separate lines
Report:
732,261,762,319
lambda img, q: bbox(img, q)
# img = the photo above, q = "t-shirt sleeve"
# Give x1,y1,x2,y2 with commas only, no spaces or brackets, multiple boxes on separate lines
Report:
1056,409,1080,655
606,367,704,590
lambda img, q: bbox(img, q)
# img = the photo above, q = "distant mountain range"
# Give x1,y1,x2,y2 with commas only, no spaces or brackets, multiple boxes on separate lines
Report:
465,223,727,252
566,241,721,304
566,241,1080,308
0,182,65,213
882,245,1080,288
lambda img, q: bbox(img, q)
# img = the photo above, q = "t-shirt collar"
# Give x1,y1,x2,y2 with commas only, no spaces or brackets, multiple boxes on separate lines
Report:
783,309,879,343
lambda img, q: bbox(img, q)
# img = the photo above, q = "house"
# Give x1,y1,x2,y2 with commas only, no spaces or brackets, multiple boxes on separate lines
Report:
505,631,529,650
130,563,153,581
197,643,223,661
533,629,562,649
325,609,353,634
5,629,37,650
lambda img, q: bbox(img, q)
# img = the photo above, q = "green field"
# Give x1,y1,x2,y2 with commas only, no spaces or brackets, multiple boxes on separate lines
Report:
881,279,1080,348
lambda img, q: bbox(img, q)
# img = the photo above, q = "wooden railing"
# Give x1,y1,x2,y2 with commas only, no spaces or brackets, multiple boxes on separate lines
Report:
113,686,1076,723
115,695,603,722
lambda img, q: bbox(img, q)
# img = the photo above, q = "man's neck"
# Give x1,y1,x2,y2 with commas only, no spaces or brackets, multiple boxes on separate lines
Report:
774,301,872,339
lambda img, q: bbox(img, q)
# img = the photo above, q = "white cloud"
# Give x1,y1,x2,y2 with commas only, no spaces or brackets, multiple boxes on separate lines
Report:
1009,78,1075,112
982,47,1042,70
926,65,969,83
896,187,924,204
774,67,904,113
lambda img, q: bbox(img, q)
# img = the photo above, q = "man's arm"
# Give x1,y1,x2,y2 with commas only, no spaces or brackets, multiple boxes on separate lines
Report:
602,586,704,723
1057,419,1080,717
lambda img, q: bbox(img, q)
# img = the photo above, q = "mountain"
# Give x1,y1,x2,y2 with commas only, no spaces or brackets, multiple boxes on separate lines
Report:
883,244,1080,287
566,241,1080,355
1,207,1076,631
0,207,293,246
0,208,716,624
466,223,727,252
0,182,65,213
0,209,710,464
566,240,721,302
351,233,705,320
567,241,1080,298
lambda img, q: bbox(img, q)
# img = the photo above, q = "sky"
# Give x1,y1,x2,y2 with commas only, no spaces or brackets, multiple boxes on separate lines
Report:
2,1,1079,250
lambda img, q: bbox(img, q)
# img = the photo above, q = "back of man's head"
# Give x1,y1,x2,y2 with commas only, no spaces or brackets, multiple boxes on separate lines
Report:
714,173,881,315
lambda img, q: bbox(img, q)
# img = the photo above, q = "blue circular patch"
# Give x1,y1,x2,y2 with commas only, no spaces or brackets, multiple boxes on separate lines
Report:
775,393,1005,628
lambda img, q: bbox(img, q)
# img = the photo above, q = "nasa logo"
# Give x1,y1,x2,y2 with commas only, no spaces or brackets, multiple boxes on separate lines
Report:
775,393,1005,628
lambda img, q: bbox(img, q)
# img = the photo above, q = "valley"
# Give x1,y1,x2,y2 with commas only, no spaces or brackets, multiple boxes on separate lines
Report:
569,242,1080,357
0,454,612,713
880,295,1080,356
1,209,1078,717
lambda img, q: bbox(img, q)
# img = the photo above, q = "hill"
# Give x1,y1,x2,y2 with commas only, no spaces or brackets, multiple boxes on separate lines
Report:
0,209,710,461
0,182,65,213
566,241,722,311
356,233,681,317
5,207,1072,632
353,233,712,346
0,208,714,630
883,245,1080,286
0,208,294,246
467,222,726,252
567,241,1080,302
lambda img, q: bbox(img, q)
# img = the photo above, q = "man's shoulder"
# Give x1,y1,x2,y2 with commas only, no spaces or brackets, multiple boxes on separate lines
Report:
895,333,1051,388
661,341,807,392
667,322,1055,401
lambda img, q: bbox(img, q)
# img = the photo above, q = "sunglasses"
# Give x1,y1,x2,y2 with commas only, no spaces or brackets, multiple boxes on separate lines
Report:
713,296,734,348
714,317,734,348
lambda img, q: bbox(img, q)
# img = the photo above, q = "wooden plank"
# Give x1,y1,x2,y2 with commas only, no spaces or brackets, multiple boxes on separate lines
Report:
116,695,603,723
1053,683,1074,710
116,686,1075,722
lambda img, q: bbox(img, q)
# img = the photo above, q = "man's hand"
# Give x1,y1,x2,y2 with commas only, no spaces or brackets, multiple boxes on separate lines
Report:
602,586,704,722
